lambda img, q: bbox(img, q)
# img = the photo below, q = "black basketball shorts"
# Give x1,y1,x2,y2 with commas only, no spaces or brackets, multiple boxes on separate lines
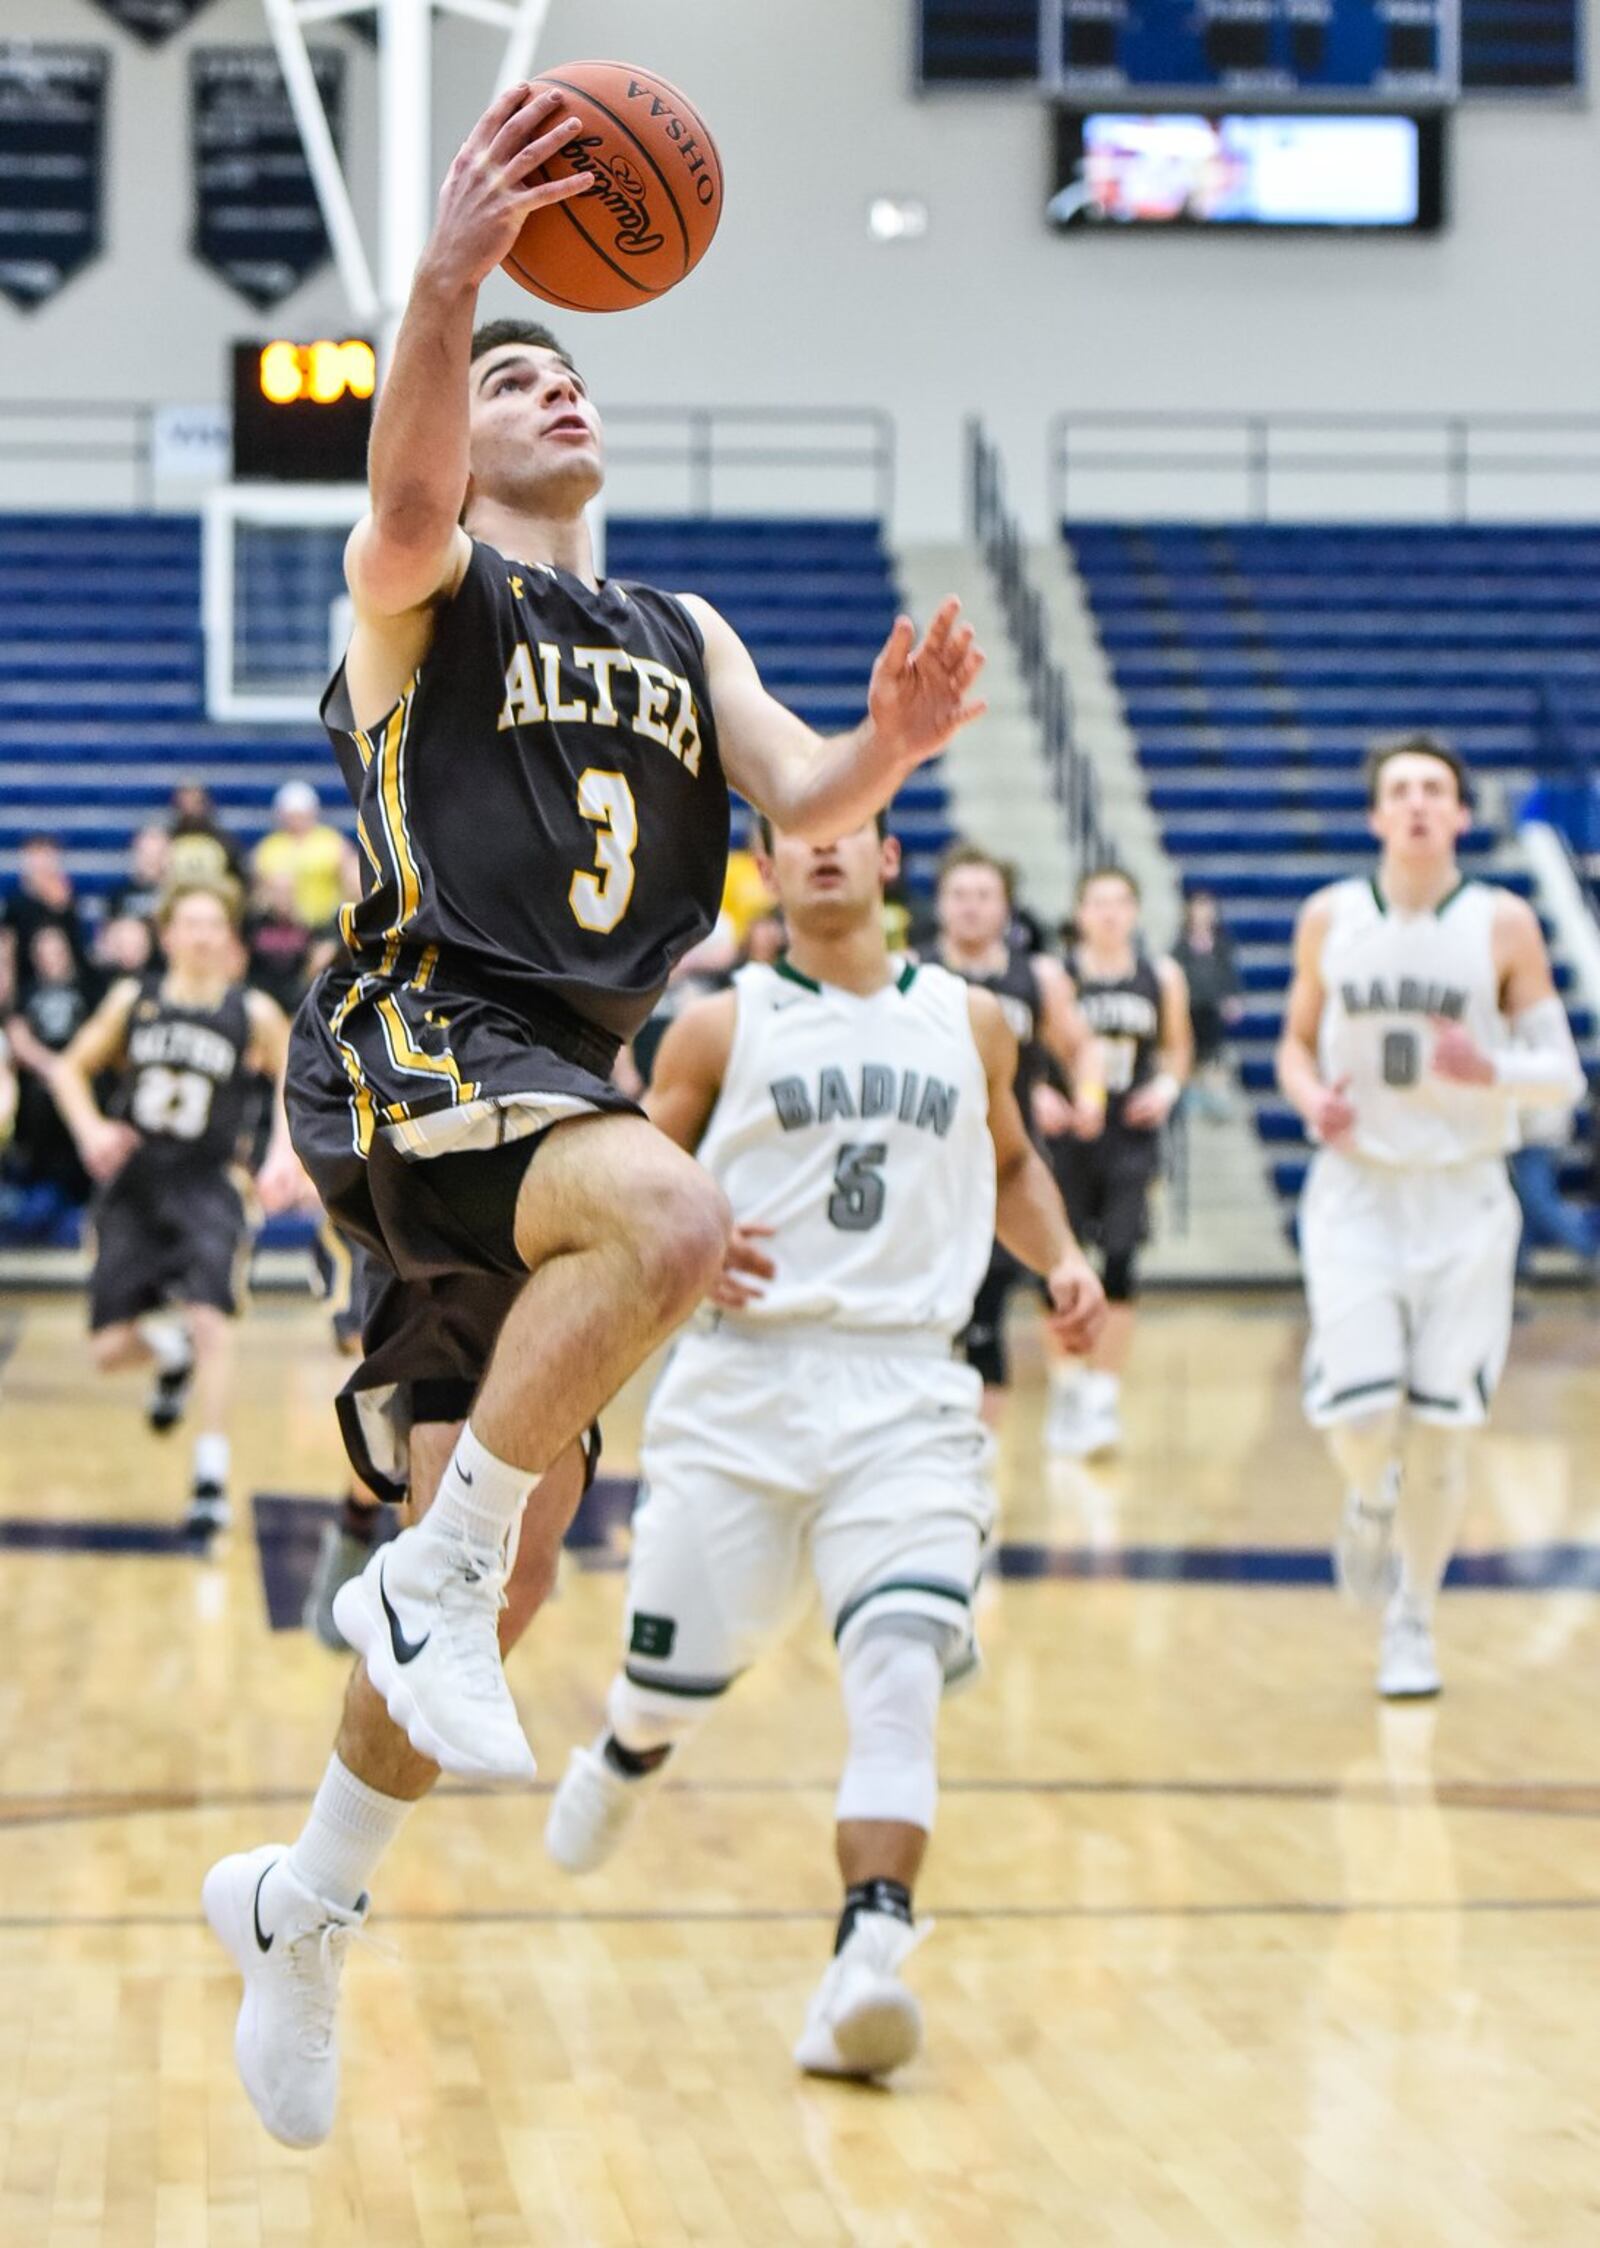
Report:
88,1165,256,1331
289,964,634,1502
1051,1126,1161,1268
960,1243,1026,1390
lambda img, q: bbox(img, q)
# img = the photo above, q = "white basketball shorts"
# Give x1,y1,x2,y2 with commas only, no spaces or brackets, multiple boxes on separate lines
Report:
619,1324,996,1703
1299,1150,1520,1429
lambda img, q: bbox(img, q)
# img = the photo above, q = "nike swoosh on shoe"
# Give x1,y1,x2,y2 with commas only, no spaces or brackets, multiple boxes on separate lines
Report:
379,1557,430,1664
253,1861,276,1953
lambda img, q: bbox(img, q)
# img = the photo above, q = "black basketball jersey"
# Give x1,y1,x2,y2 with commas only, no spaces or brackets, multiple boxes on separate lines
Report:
117,975,254,1175
1069,949,1162,1126
940,943,1046,1113
324,539,728,1042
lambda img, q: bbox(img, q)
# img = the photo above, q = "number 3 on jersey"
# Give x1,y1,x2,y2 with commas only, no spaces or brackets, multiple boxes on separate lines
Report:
569,769,638,934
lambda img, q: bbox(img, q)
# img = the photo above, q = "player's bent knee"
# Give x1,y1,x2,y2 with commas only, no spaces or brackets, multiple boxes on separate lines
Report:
835,1619,947,1833
90,1325,137,1373
1326,1403,1402,1486
187,1304,228,1350
607,1667,723,1756
631,1168,732,1319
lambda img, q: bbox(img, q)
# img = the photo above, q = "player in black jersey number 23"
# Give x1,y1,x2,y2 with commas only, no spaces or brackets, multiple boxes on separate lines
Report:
205,82,989,2152
48,882,306,1533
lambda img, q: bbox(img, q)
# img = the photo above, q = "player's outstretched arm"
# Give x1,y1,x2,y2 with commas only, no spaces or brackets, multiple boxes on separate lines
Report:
1276,890,1355,1147
50,979,141,1181
969,989,1105,1351
245,992,314,1214
351,84,587,617
1430,892,1587,1107
684,596,985,842
339,84,590,721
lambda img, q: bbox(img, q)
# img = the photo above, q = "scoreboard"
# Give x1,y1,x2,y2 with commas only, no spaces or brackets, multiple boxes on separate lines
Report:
1044,1,1458,107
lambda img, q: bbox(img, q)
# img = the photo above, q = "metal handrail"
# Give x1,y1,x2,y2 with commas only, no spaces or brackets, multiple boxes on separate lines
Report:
0,398,893,522
0,400,159,509
1049,410,1600,524
969,417,1112,873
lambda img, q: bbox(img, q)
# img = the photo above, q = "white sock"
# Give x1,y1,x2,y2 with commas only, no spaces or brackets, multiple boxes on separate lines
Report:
1088,1369,1120,1407
283,1754,413,1911
1049,1358,1088,1398
423,1422,537,1553
140,1315,191,1373
193,1432,230,1489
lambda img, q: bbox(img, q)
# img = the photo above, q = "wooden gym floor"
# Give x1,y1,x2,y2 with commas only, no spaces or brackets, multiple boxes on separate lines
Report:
1,1286,1599,2246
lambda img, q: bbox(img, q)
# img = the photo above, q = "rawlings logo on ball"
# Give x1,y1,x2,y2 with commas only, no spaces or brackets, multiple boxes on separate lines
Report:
561,132,666,256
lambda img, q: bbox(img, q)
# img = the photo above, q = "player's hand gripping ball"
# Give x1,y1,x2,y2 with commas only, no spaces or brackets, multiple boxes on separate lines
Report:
503,61,723,312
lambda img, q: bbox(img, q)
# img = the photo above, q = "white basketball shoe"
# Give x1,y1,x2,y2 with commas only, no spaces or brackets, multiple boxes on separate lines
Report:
332,1522,535,1782
1378,1593,1442,1700
793,1912,928,2081
201,1844,366,2149
545,1740,662,1873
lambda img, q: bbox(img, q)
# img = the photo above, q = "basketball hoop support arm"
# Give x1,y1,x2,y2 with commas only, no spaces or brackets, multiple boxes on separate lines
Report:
260,0,554,361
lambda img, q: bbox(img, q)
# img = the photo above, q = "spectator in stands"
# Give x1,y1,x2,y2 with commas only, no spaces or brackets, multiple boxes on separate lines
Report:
93,913,155,984
1171,888,1243,1122
168,782,246,889
719,809,777,950
2,926,94,1237
1,835,88,1004
104,823,171,929
247,868,316,1014
252,781,347,934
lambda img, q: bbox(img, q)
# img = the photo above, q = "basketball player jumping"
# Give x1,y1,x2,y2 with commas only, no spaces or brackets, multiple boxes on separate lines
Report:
544,814,1106,2080
202,83,987,2148
933,844,1104,1416
48,882,305,1532
1047,867,1191,1456
1277,736,1584,1697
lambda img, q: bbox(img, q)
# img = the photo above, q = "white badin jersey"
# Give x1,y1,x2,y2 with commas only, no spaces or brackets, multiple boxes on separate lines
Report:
695,958,996,1334
1316,875,1516,1167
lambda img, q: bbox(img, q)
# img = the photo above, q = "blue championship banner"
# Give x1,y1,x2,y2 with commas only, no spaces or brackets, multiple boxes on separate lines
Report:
84,0,218,47
0,44,108,312
190,43,344,310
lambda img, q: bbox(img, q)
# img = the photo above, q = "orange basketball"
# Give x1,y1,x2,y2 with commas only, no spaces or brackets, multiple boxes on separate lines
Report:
503,60,723,315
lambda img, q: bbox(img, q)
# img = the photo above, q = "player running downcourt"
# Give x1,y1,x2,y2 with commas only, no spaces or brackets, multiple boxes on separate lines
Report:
48,882,303,1532
202,83,986,2150
933,844,1105,1419
544,815,1106,2081
1277,736,1584,1697
1047,867,1190,1457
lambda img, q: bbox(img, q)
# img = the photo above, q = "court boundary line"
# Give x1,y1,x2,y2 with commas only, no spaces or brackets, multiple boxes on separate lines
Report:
6,1773,1600,1831
4,1892,1600,1932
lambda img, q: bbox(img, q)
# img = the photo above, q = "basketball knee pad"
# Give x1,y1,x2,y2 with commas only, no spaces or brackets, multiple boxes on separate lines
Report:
1102,1249,1138,1303
1326,1405,1403,1503
606,1667,721,1759
835,1617,947,1834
